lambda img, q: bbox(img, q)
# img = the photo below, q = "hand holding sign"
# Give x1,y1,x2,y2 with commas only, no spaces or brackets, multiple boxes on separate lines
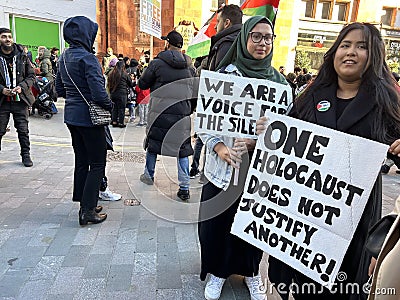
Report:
256,116,268,135
232,138,256,154
214,142,242,169
389,138,400,156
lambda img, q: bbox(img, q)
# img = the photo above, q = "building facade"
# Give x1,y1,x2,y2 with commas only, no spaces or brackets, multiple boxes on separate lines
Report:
0,0,96,59
273,0,400,73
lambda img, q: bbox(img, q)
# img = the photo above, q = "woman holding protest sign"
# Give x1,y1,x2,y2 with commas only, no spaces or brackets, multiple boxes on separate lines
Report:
198,15,287,300
266,22,400,300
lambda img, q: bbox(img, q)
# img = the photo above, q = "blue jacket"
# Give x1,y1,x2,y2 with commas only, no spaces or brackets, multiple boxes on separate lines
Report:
55,16,112,127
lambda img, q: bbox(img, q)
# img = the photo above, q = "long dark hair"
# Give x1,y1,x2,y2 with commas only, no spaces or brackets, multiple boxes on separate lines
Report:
107,61,125,93
295,22,400,144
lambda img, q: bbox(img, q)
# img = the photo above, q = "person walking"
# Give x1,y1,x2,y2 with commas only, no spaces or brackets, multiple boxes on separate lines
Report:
0,27,36,167
268,22,400,300
138,30,195,201
55,16,112,226
198,16,287,300
107,60,134,128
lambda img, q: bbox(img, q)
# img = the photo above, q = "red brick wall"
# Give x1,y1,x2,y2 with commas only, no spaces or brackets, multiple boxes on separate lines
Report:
97,0,176,64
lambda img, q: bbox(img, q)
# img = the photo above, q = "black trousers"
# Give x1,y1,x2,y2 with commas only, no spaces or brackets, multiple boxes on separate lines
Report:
111,100,126,125
67,125,106,210
0,101,30,156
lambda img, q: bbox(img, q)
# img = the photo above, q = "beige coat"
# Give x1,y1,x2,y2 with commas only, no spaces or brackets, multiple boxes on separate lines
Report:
368,197,400,300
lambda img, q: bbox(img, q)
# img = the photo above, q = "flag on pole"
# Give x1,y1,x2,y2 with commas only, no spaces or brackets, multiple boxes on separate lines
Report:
186,0,280,58
186,13,216,59
241,0,279,22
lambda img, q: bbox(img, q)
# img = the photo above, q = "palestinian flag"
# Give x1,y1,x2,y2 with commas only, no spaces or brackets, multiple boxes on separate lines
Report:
241,0,279,23
186,0,280,58
186,13,217,59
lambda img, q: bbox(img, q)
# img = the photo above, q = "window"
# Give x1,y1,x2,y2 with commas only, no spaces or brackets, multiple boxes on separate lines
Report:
395,9,400,28
319,2,331,19
304,0,315,18
381,8,393,26
381,8,400,28
211,0,226,11
303,0,348,21
335,3,348,21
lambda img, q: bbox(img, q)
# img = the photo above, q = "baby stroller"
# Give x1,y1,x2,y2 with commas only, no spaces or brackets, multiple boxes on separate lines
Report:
31,76,58,119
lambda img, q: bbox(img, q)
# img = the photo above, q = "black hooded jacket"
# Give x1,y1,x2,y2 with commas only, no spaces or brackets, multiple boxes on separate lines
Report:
55,16,112,127
138,50,195,157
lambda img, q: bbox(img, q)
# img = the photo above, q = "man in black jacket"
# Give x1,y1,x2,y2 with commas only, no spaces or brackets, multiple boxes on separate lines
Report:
0,28,35,167
207,4,243,71
190,4,243,182
138,30,195,201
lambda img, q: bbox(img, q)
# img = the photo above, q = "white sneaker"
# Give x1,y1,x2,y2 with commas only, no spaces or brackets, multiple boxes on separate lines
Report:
244,274,267,300
99,187,122,201
204,274,225,300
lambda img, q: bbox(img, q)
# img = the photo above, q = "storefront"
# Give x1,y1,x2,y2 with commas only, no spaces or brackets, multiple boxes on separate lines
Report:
9,16,61,59
384,29,400,72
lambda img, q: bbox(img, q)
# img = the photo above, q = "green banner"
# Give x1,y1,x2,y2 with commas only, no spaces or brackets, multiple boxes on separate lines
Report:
11,17,60,58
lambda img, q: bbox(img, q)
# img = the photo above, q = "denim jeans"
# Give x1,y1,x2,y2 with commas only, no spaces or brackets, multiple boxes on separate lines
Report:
0,101,30,156
138,104,148,124
67,125,106,210
144,151,190,190
127,102,135,118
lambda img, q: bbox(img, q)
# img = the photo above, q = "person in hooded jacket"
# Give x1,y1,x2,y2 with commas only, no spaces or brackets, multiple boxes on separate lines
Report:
138,30,196,201
55,16,113,226
39,48,53,81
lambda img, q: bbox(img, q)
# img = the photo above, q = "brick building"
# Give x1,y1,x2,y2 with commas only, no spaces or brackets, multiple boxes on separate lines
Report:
96,0,177,61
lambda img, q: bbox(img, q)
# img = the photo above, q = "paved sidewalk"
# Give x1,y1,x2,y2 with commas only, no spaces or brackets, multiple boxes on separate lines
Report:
0,100,398,299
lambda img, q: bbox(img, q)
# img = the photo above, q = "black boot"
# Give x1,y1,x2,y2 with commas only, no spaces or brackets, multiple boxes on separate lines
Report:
79,206,103,214
79,208,107,226
22,154,33,167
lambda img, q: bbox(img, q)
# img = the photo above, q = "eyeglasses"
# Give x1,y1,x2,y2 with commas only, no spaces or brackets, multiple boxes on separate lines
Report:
249,32,275,45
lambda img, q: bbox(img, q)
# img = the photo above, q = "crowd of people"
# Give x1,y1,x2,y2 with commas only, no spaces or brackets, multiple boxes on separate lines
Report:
1,3,400,299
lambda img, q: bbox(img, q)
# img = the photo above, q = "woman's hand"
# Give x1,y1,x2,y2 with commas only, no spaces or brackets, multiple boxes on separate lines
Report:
256,116,268,135
233,138,256,153
214,142,242,169
389,139,400,156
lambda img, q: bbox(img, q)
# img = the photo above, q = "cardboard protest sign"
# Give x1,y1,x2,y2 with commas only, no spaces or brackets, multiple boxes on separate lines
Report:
231,114,388,289
194,70,292,139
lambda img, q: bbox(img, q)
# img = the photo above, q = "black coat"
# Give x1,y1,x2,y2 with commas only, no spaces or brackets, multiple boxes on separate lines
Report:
270,83,393,300
138,50,195,157
0,44,35,106
207,24,242,71
110,71,133,107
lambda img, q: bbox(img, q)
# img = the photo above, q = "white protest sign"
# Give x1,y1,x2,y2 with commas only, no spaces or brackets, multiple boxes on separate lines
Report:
231,114,388,289
194,70,292,139
140,0,162,38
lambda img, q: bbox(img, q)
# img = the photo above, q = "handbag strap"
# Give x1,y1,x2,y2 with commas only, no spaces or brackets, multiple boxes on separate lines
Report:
62,53,91,107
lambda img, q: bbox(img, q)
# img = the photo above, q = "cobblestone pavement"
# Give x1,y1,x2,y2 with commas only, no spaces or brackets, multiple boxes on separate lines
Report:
0,100,398,299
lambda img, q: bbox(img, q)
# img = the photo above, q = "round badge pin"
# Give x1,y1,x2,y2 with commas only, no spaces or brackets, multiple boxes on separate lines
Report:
316,100,331,112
